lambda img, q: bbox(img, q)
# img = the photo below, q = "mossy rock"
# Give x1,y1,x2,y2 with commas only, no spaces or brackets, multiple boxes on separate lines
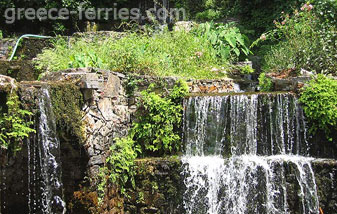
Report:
0,60,39,81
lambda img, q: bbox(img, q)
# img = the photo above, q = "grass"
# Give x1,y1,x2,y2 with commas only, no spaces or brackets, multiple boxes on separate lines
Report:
35,31,230,79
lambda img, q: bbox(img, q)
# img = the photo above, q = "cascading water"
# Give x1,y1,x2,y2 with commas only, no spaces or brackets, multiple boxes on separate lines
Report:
27,88,66,214
182,93,319,214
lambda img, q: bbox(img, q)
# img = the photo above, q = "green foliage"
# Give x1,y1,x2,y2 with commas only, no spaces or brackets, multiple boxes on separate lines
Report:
312,0,337,27
238,0,305,37
98,137,140,202
195,9,222,21
0,30,3,40
50,83,85,142
299,74,337,141
0,91,35,153
177,0,304,38
193,22,251,62
35,30,228,79
239,65,254,74
131,80,189,156
257,2,337,75
258,73,273,92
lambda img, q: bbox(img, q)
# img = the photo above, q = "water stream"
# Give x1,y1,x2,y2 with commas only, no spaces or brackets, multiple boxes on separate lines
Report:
182,93,319,214
27,88,66,214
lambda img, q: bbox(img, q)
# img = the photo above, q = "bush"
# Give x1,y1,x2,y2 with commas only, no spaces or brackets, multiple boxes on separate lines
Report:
257,2,337,75
258,73,273,92
36,30,228,79
176,0,304,38
299,74,337,140
131,80,189,156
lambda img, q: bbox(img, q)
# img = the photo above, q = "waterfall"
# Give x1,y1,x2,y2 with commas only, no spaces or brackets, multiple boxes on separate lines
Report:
27,88,66,214
182,93,319,214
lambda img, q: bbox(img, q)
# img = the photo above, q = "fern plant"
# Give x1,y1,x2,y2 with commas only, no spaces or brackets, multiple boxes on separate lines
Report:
0,92,35,153
98,137,140,203
131,80,189,156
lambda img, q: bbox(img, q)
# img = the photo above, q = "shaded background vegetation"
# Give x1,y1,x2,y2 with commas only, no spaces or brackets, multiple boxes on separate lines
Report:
0,0,306,37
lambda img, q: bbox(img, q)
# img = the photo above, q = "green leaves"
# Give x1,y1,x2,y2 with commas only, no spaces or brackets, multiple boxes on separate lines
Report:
258,73,274,92
98,137,139,202
132,80,189,156
260,2,337,74
194,22,251,62
0,92,35,153
35,30,225,79
299,74,337,140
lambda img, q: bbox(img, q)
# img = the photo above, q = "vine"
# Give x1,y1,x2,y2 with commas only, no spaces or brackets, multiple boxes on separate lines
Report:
98,137,140,203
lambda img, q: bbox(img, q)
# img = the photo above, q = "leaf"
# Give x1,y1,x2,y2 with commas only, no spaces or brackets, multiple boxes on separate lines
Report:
225,34,237,48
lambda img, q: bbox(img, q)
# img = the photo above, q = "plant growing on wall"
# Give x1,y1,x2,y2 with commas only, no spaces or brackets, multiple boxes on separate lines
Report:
98,137,140,202
258,73,274,92
131,79,189,156
0,91,35,153
299,74,337,141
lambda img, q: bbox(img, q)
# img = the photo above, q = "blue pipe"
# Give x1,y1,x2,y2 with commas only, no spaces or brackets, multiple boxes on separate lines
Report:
8,34,52,61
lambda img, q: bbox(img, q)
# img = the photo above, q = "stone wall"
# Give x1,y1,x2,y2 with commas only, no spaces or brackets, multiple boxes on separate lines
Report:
0,38,52,61
124,158,184,214
0,61,37,81
39,68,260,187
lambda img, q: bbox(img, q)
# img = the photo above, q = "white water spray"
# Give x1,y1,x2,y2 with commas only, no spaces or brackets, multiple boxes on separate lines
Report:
182,93,319,214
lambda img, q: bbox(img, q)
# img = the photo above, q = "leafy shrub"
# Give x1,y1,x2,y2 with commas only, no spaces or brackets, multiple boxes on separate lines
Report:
238,65,254,74
131,80,189,156
258,73,274,92
98,80,188,201
0,91,35,153
299,74,337,140
195,9,221,21
98,137,140,201
177,0,304,38
193,22,251,62
312,0,337,27
257,2,337,75
36,31,227,79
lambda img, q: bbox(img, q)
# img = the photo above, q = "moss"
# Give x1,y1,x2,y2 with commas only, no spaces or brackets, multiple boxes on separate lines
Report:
49,82,85,143
0,61,39,81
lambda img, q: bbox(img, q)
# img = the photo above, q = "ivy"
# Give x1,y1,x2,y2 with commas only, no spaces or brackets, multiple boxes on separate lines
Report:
299,74,337,141
0,91,35,153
